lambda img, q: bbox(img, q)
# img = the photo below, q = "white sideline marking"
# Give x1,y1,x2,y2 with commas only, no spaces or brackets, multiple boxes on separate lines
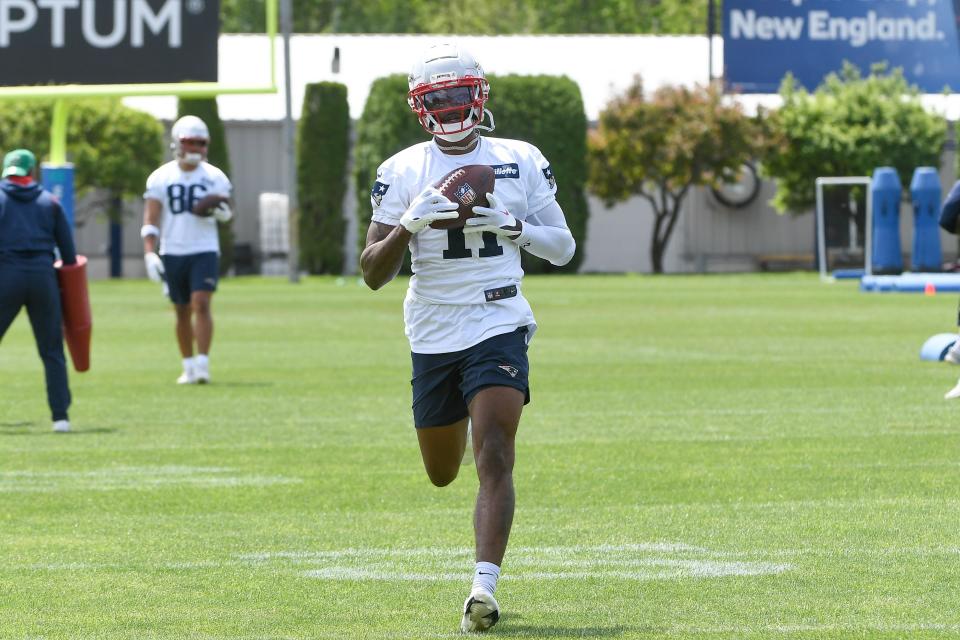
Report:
679,623,960,634
0,465,301,492
241,543,792,583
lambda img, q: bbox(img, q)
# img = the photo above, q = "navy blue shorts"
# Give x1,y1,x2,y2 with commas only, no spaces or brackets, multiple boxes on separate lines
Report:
162,252,218,305
411,326,531,429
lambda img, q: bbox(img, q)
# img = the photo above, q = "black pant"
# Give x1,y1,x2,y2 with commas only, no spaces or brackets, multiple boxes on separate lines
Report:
0,265,71,421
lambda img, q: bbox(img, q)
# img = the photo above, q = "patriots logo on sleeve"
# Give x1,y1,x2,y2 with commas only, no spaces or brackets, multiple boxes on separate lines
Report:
371,181,390,207
542,166,556,190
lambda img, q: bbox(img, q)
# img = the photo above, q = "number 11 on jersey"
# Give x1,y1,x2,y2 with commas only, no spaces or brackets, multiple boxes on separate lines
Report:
442,228,504,260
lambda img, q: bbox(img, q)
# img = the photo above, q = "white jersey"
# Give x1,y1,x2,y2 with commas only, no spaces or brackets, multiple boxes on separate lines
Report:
371,137,559,354
144,160,232,256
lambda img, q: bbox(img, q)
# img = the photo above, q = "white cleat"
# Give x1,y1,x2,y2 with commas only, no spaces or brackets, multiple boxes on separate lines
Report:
52,419,70,433
177,369,196,385
461,589,500,633
194,363,210,384
945,379,960,400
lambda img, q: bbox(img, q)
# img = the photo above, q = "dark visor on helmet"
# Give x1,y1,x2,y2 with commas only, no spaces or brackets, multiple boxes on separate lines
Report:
421,86,474,111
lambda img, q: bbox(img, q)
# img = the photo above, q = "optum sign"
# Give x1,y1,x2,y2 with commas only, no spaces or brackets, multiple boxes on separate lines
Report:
0,0,219,85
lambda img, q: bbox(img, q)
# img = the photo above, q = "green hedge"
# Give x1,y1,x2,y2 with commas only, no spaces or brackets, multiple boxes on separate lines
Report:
353,73,587,274
177,98,234,275
0,99,163,206
486,74,587,273
297,82,350,274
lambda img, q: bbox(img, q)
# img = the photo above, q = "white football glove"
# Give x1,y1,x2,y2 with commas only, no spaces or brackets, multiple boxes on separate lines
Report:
144,252,165,283
212,202,233,223
465,192,522,239
399,187,459,234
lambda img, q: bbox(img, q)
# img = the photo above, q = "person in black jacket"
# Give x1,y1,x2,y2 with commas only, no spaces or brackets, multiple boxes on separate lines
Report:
0,149,77,432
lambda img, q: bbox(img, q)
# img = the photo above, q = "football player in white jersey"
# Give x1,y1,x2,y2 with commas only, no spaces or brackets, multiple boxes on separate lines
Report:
141,115,233,385
361,43,576,633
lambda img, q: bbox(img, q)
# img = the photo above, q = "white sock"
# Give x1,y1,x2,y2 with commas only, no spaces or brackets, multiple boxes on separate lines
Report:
472,561,500,595
195,354,209,368
182,356,195,371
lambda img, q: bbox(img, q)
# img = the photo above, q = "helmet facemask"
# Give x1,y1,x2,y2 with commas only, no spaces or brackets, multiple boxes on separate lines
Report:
176,138,208,166
170,115,210,166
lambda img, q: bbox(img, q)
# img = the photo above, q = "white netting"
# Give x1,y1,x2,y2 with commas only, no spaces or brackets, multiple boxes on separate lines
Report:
259,192,289,276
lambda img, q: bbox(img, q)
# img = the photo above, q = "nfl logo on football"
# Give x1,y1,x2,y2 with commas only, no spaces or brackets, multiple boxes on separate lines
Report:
455,183,477,206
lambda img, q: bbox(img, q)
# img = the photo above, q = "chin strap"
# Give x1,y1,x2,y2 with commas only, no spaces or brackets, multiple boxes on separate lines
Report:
432,108,495,152
476,108,495,133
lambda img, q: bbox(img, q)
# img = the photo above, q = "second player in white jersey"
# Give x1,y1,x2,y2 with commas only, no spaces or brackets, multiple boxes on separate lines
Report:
371,136,569,353
141,115,235,386
144,160,232,256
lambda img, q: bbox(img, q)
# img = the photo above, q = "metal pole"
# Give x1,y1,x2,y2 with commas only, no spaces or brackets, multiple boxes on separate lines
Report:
707,0,715,84
281,0,299,283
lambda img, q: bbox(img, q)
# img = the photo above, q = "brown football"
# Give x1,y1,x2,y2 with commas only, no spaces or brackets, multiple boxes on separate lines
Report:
429,164,496,230
192,194,229,217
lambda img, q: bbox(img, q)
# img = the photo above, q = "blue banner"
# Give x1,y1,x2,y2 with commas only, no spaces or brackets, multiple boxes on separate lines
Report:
724,0,960,93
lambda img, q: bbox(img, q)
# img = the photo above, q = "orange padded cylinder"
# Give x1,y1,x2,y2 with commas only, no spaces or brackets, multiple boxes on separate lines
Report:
54,255,91,372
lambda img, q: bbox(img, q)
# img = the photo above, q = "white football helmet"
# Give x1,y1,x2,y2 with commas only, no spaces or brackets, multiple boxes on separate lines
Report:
171,115,210,166
407,43,495,142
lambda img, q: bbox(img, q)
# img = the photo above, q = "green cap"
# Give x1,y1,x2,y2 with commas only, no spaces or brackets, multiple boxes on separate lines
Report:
2,149,36,178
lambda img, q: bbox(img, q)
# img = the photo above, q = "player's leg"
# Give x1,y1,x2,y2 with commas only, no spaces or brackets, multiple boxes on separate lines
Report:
188,252,218,383
22,270,71,430
173,303,196,383
943,299,960,397
191,290,213,382
946,300,960,364
164,255,198,383
416,418,469,486
0,267,26,339
458,386,522,633
458,327,530,633
469,386,523,566
412,349,471,485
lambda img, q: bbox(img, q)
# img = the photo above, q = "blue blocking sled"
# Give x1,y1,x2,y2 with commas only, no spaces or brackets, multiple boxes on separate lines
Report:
861,273,960,293
920,333,957,362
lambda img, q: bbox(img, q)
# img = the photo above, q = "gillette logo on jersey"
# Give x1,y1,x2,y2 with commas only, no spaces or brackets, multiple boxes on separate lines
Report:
490,163,520,179
0,0,219,86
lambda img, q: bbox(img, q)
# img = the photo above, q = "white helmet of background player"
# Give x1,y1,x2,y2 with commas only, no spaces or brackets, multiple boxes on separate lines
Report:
170,115,210,166
407,42,495,142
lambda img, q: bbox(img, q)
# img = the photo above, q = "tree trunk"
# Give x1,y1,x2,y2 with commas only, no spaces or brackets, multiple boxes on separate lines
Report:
650,212,666,273
648,186,688,274
651,237,664,273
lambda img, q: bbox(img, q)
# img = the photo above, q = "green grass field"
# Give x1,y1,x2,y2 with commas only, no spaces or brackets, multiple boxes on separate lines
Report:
2,273,960,639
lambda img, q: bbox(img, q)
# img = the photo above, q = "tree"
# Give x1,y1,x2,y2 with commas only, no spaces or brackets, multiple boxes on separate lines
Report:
588,78,759,273
0,99,163,212
297,82,350,274
220,0,708,34
760,63,946,214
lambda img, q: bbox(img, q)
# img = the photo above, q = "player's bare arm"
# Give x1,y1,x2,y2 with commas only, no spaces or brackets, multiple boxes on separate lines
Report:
360,221,412,290
142,198,162,254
